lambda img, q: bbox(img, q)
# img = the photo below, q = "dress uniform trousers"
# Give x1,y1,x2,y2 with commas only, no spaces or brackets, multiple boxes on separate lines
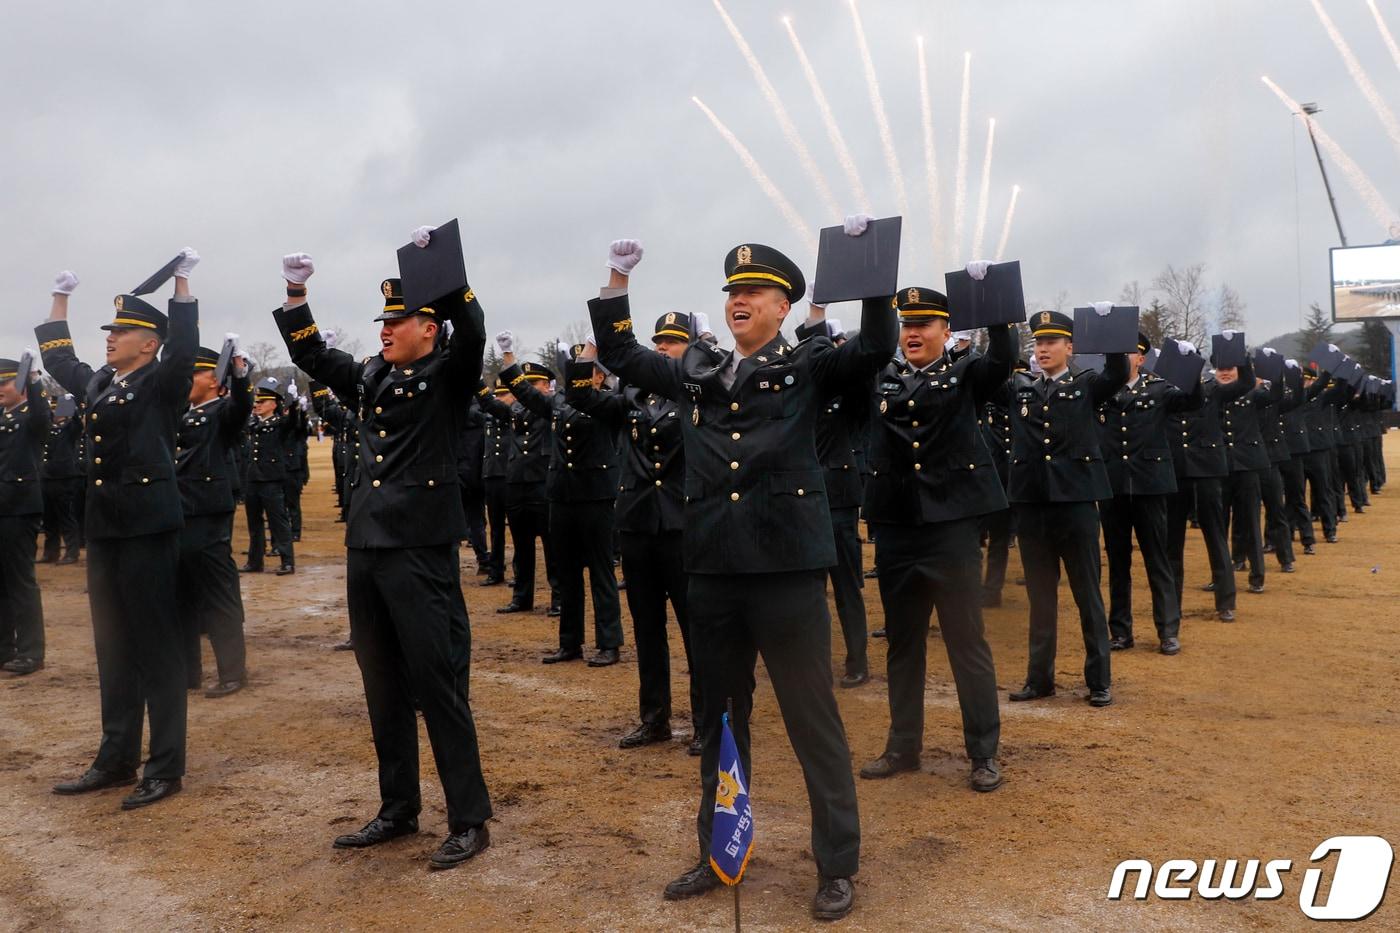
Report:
1016,502,1111,692
549,500,623,651
1328,448,1345,520
283,474,304,539
0,515,44,663
690,570,860,880
244,479,292,568
1258,466,1293,565
40,477,82,560
88,531,185,780
621,530,698,731
981,507,1012,601
483,476,508,577
1168,477,1235,612
1101,493,1178,642
1338,443,1366,511
1223,470,1265,590
1278,457,1314,548
1302,451,1337,538
505,488,554,608
346,544,492,833
873,518,999,759
460,483,489,566
177,512,247,686
1366,436,1386,491
827,506,867,678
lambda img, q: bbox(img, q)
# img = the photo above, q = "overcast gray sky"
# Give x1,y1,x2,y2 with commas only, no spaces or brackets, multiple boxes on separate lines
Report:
4,0,1398,362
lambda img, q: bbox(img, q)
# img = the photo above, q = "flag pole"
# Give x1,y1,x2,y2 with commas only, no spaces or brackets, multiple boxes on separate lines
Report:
727,696,741,933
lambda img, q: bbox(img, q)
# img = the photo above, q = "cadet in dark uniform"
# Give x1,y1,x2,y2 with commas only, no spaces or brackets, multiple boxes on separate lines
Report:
477,353,557,614
177,345,253,696
273,246,492,869
1301,367,1346,544
568,315,701,752
1098,333,1202,655
795,314,871,688
857,285,1009,791
281,384,310,542
0,358,49,675
497,338,623,664
240,378,296,575
456,397,490,571
978,362,1021,607
40,394,83,564
1166,350,1251,622
590,231,895,921
1002,310,1127,707
1254,360,1299,573
39,257,199,809
1218,356,1277,595
477,381,512,586
1278,360,1322,556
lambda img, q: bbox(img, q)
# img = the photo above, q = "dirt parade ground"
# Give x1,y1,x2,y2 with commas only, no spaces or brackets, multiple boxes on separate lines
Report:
1,437,1397,931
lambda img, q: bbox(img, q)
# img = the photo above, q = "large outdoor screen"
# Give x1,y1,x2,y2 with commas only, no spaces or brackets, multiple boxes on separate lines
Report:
1331,243,1400,322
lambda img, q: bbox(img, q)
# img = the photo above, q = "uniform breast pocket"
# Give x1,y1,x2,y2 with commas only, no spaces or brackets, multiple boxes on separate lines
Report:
769,470,823,498
404,464,451,488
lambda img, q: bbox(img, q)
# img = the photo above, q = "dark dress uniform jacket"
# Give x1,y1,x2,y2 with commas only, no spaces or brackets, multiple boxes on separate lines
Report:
1003,359,1130,503
1097,374,1203,497
480,409,511,480
504,361,618,503
43,416,83,480
36,301,198,539
863,324,1016,524
814,382,871,511
479,392,551,494
589,292,897,574
1169,375,1253,480
568,375,686,536
177,376,252,516
246,411,298,483
272,299,486,548
0,381,51,515
1221,377,1281,473
1304,379,1348,450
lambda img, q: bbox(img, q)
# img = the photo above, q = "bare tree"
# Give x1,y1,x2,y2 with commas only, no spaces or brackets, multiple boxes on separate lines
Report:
244,340,283,372
1117,281,1144,308
1139,297,1169,349
1151,263,1209,349
1215,284,1247,334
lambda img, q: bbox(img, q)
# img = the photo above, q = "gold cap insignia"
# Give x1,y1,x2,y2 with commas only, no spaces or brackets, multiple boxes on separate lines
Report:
665,312,676,325
382,280,394,298
114,295,124,311
1039,311,1051,325
908,287,920,305
737,245,752,265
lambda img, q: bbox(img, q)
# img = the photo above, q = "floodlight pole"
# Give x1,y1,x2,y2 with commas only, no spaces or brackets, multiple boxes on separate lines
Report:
1300,103,1347,247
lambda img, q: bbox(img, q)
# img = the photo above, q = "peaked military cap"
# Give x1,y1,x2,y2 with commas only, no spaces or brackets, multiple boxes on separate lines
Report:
1136,332,1151,354
373,277,441,322
521,361,554,382
194,346,220,370
722,243,806,303
894,286,950,322
254,376,283,401
652,312,693,343
100,294,168,339
493,377,511,395
1029,309,1073,339
0,358,18,381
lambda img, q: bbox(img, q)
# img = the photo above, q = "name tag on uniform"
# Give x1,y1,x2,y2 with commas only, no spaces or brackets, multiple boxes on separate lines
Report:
683,382,702,397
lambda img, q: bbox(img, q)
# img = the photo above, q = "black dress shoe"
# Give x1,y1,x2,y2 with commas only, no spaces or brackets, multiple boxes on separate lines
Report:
1338,512,1349,523
496,601,531,614
1088,689,1113,708
53,767,136,795
1248,583,1265,594
1200,581,1216,592
57,553,79,565
239,563,263,573
121,777,182,810
1262,543,1275,555
546,605,561,618
619,721,671,749
481,574,504,586
839,670,869,688
333,816,419,849
2,657,44,675
1109,635,1134,651
687,736,703,756
36,554,56,564
204,680,243,698
812,876,854,921
1325,534,1338,544
429,824,490,870
276,563,295,576
1160,637,1181,655
859,750,920,779
1281,562,1296,573
1218,609,1236,622
969,757,1003,792
1232,560,1246,572
1009,683,1054,702
663,861,722,900
862,568,879,579
331,639,354,651
541,647,582,664
869,628,886,639
587,648,620,667
1303,544,1316,555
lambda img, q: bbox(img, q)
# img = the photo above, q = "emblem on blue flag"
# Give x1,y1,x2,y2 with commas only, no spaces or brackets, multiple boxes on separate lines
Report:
708,712,754,885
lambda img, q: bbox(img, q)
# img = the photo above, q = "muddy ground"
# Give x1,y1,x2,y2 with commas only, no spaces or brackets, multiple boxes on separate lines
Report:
2,437,1397,931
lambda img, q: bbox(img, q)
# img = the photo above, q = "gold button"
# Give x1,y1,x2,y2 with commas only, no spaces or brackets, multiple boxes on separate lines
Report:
375,406,383,414
379,430,386,438
730,402,740,411
730,461,739,470
912,442,920,449
1044,454,1052,461
968,463,975,469
911,421,919,427
568,463,574,468
375,455,383,462
94,435,102,442
94,457,102,465
655,480,662,487
730,492,740,501
94,479,103,486
142,477,149,484
908,400,915,408
567,449,573,454
1043,437,1051,444
731,432,741,440
797,488,805,496
914,463,922,471
428,479,435,487
654,462,661,469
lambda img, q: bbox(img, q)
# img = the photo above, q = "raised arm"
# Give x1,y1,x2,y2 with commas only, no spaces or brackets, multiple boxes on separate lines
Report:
1164,376,1206,413
22,374,50,437
35,271,96,400
588,244,684,400
565,352,627,428
158,254,202,411
220,368,253,444
968,323,1016,403
1089,352,1130,404
810,294,898,397
271,254,365,400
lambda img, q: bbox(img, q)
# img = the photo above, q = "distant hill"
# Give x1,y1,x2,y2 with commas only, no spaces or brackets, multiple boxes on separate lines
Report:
1255,327,1365,360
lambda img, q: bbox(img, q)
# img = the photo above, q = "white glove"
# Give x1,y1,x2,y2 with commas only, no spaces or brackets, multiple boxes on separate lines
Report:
844,213,875,236
1222,329,1236,340
951,330,973,342
298,396,310,412
691,312,712,337
322,328,339,350
965,260,991,281
827,318,844,338
1261,346,1277,357
22,348,38,381
1328,343,1339,353
495,331,516,355
607,239,644,275
287,382,299,400
1285,358,1300,370
282,253,315,284
174,247,200,279
52,270,80,296
1176,339,1198,356
1092,301,1114,317
412,225,435,248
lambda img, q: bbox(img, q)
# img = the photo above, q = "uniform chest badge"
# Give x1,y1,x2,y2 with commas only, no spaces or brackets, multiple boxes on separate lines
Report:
692,408,700,426
1021,405,1029,417
879,399,888,414
631,426,639,441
